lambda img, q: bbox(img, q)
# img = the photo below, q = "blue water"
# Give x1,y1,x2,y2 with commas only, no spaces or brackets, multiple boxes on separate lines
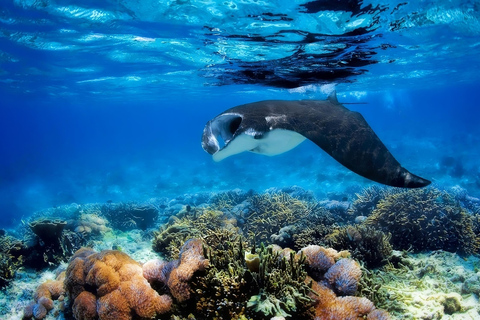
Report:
1,0,480,228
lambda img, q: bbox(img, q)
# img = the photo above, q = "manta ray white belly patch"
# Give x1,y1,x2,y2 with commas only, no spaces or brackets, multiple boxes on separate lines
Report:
212,129,306,162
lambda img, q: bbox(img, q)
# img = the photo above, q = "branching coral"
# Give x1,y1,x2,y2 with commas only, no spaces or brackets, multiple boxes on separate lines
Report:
152,208,238,259
366,188,480,254
325,225,392,268
65,248,172,320
0,234,25,288
243,193,321,247
246,245,315,319
101,202,159,231
348,186,398,218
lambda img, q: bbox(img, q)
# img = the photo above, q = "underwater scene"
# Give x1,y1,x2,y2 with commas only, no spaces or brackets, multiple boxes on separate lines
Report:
1,0,480,319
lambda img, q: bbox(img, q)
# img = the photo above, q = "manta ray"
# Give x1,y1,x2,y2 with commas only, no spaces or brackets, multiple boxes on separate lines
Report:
201,92,430,188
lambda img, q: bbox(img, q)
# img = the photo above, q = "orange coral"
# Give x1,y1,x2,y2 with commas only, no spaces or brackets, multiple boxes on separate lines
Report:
167,238,209,302
65,248,172,320
72,291,97,320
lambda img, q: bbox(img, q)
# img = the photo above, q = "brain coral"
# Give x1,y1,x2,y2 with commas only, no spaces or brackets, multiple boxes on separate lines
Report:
366,188,480,254
65,248,172,320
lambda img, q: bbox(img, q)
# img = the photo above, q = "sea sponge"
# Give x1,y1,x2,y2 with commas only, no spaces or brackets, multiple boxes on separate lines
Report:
324,258,362,296
167,238,209,302
65,248,172,320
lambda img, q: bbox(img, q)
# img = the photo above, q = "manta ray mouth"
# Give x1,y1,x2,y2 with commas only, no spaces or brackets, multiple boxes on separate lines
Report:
201,113,242,155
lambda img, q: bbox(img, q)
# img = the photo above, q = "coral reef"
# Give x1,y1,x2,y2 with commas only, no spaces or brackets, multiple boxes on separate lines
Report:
23,218,86,269
325,225,393,268
65,247,172,320
300,245,348,280
243,192,325,247
366,188,480,255
101,202,159,231
0,233,25,288
347,186,396,218
358,250,480,319
152,208,237,259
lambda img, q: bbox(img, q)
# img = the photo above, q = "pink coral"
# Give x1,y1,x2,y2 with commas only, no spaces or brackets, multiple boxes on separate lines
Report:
304,252,390,320
142,258,169,284
65,248,172,320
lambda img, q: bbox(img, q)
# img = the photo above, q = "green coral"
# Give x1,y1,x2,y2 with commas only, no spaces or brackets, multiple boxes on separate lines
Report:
0,234,25,288
101,202,159,231
243,193,320,246
246,245,314,319
324,225,392,268
348,186,398,218
366,187,480,255
152,208,238,259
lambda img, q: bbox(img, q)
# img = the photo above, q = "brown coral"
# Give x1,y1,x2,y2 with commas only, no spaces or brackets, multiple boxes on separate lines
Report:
65,248,172,320
167,238,209,302
23,272,66,320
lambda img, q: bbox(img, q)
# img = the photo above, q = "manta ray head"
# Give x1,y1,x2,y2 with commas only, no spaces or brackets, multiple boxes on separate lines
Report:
202,111,307,162
201,113,245,159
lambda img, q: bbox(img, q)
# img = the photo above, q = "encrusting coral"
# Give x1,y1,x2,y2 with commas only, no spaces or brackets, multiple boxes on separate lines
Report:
64,247,172,320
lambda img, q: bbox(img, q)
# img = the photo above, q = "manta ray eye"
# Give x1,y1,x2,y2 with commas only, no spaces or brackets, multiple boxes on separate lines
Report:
229,116,242,134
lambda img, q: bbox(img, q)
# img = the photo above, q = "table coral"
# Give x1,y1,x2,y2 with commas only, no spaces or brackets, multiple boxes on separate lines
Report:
65,248,172,320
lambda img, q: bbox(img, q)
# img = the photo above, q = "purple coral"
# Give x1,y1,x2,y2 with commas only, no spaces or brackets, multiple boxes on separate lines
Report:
300,245,337,275
324,258,362,296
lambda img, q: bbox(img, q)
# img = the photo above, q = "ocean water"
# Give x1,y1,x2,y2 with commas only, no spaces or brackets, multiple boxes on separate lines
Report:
2,1,480,319
2,0,480,228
